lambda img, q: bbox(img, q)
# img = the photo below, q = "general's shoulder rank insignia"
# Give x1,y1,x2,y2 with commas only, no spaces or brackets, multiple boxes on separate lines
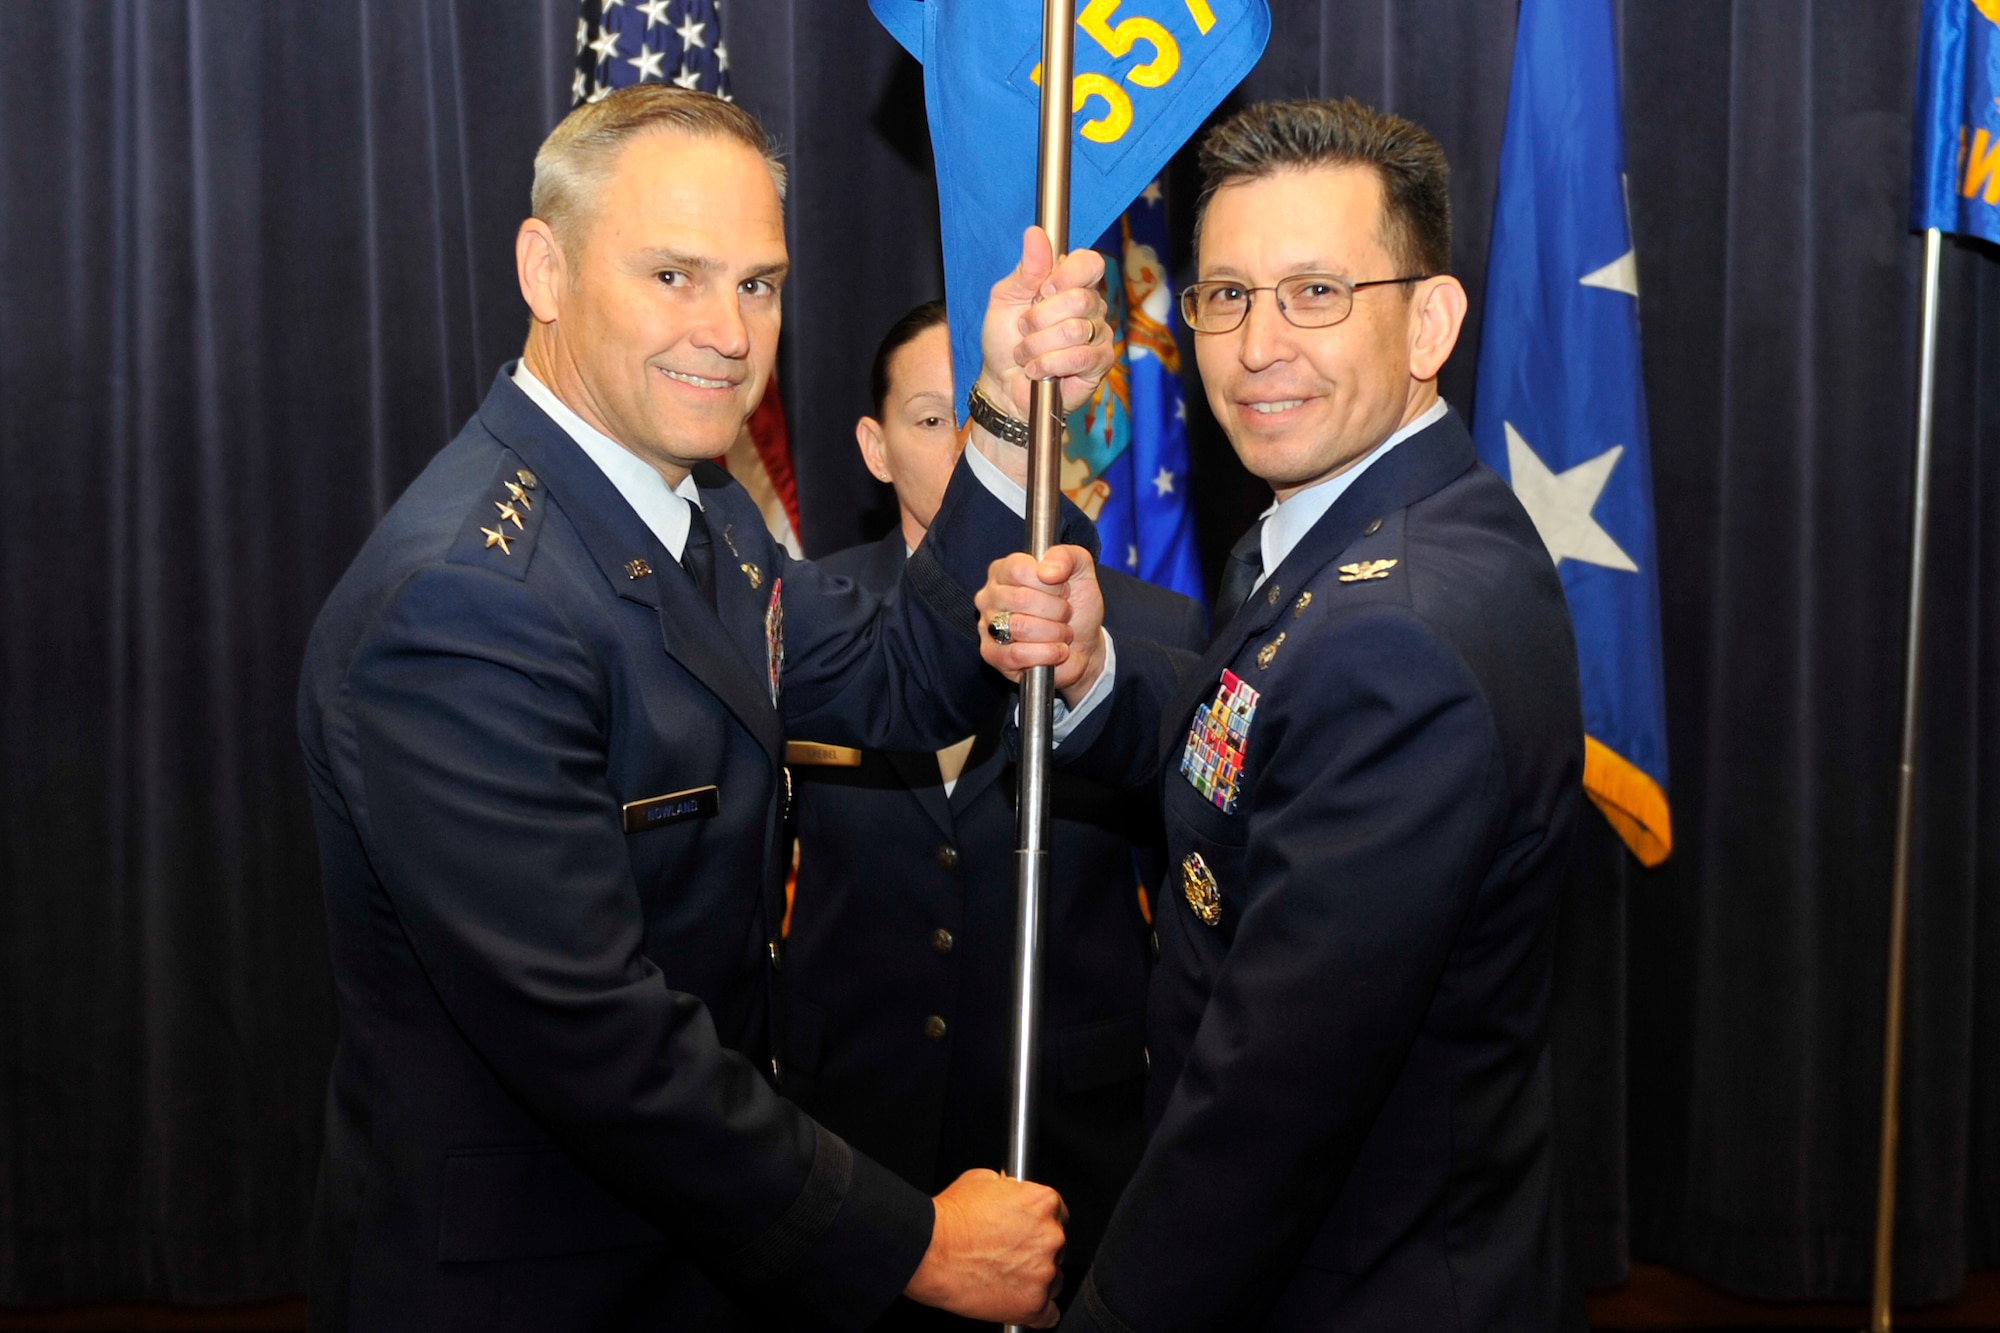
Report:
1179,669,1259,814
764,577,785,707
1181,851,1222,926
1338,558,1399,583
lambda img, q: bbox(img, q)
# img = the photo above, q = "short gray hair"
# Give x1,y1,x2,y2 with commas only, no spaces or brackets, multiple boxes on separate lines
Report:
1194,97,1451,278
531,85,787,256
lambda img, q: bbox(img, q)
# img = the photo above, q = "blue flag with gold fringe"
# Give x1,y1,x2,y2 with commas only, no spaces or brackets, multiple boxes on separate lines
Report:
1912,0,2000,244
1069,183,1204,601
1472,0,1672,866
869,0,1268,433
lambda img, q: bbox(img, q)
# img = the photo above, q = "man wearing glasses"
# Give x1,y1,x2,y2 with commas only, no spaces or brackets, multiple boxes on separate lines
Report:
976,98,1587,1329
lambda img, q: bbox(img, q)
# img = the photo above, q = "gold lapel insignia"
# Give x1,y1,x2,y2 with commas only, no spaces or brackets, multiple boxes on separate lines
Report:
505,480,533,510
1264,583,1283,605
480,525,513,555
1256,632,1286,670
514,469,539,490
625,558,652,581
1181,851,1222,927
1338,558,1399,583
494,500,524,530
741,562,763,590
1292,591,1313,618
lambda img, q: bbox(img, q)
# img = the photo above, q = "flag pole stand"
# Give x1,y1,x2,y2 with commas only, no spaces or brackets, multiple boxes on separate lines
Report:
1869,225,1944,1333
1004,3,1076,1330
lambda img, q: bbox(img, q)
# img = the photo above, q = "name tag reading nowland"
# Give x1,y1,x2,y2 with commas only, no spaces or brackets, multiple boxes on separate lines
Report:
622,785,720,834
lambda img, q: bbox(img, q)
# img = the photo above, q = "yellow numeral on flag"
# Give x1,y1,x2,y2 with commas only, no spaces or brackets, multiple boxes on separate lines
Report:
1073,72,1135,142
1080,0,1180,87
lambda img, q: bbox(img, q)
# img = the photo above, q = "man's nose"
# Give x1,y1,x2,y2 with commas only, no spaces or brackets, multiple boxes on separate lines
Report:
1236,292,1295,370
691,285,752,360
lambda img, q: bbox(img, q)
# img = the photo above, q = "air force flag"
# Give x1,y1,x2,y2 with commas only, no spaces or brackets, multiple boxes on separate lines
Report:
1912,0,2000,244
1472,0,1672,866
869,0,1268,425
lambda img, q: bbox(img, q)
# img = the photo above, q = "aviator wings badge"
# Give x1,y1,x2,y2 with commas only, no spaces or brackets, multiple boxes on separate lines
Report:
1337,558,1399,583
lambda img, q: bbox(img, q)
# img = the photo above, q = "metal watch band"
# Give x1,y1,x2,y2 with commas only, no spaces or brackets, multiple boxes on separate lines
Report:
966,383,1033,447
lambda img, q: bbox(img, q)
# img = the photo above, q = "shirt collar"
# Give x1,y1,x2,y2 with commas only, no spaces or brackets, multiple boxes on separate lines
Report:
1257,397,1449,587
510,361,704,560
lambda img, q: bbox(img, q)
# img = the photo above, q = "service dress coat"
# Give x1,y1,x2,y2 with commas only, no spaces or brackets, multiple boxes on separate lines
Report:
1054,409,1588,1332
297,369,1092,1332
782,532,1207,1328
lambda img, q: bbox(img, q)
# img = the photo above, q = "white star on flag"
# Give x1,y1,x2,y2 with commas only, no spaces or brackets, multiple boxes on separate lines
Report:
1153,467,1175,496
628,44,666,80
678,16,707,49
637,0,672,26
672,63,703,89
1503,422,1638,572
1127,544,1140,568
572,68,590,102
1140,181,1164,206
576,16,591,52
589,25,622,62
1579,174,1640,297
715,42,729,71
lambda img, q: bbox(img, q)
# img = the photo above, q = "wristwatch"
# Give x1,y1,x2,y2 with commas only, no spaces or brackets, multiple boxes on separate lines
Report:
967,383,1034,447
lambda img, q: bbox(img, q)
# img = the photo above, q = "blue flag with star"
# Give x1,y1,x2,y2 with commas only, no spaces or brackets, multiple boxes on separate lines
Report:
1912,0,2000,244
869,0,1268,431
1472,0,1671,866
1066,182,1204,601
573,0,732,105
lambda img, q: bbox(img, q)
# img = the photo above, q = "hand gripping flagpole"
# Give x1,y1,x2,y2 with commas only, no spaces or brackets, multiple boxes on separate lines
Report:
1868,224,1943,1333
1005,0,1076,1316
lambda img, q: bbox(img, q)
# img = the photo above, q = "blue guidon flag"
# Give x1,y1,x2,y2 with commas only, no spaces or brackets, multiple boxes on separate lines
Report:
1912,0,2000,244
868,0,1269,433
1472,0,1672,867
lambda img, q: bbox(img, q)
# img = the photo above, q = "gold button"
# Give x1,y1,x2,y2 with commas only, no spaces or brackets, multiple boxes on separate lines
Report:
932,928,955,956
1143,1046,1152,1073
767,940,782,971
1364,517,1384,536
1149,930,1160,962
934,844,960,870
769,1057,781,1078
924,1015,949,1042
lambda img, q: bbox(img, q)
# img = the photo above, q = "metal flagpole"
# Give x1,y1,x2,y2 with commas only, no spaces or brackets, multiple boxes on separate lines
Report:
1004,2,1076,1323
1869,225,1944,1333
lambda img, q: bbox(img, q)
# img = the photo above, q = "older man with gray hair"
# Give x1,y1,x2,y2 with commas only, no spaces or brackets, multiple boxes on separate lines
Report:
299,86,1113,1332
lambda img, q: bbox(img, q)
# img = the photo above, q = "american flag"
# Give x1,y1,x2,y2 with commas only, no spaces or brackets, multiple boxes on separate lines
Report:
574,0,731,106
571,0,804,556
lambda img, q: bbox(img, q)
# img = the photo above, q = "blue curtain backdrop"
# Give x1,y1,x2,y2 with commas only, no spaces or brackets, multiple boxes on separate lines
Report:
0,0,1994,1308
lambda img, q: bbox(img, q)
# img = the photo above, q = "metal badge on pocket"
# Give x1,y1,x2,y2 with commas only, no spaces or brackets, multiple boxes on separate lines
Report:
1181,850,1222,927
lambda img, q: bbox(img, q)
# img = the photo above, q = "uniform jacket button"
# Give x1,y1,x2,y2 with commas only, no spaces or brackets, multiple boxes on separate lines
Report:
931,928,955,956
934,843,960,869
1149,930,1160,962
770,1057,781,1079
1143,1046,1152,1074
767,939,782,970
924,1015,949,1042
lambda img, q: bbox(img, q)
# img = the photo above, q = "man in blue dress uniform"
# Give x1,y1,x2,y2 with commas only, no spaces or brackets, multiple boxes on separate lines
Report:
297,86,1117,1332
782,302,1207,1328
978,99,1588,1330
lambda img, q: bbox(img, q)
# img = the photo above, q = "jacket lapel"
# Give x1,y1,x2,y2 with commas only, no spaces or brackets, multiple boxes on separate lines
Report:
477,370,785,765
1156,408,1481,759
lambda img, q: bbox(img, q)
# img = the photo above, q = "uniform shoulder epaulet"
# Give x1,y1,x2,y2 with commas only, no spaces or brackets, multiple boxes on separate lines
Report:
446,455,547,579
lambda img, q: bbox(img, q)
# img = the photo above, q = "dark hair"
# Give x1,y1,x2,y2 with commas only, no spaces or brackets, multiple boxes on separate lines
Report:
869,300,949,415
1193,97,1451,278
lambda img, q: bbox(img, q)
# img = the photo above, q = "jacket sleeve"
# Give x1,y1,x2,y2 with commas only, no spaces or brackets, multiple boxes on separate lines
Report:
339,561,932,1330
776,452,1098,752
1064,605,1509,1331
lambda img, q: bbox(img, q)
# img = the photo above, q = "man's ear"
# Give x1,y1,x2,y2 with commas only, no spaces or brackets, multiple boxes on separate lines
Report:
856,416,893,484
1408,275,1468,384
517,218,567,326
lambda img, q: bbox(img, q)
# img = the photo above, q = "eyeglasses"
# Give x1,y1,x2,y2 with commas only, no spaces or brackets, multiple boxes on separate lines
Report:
1177,273,1431,334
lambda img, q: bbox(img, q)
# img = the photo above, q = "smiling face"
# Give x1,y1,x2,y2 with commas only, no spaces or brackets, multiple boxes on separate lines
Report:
1195,164,1458,501
856,322,961,548
518,130,789,486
